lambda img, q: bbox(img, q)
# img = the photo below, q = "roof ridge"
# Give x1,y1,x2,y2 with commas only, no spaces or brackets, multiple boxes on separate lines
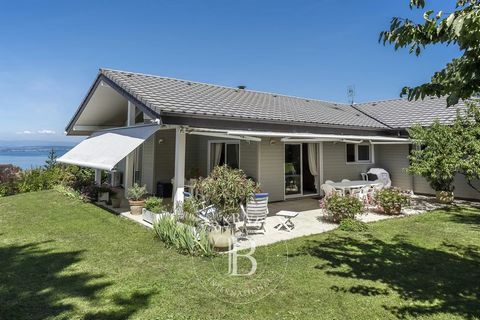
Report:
99,68,351,107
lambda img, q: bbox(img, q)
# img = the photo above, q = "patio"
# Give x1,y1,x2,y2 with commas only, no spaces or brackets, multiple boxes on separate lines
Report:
107,195,459,249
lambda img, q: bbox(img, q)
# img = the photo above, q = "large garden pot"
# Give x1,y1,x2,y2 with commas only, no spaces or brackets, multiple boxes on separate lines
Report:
111,198,122,208
129,200,145,215
436,191,454,204
208,226,235,252
142,209,168,224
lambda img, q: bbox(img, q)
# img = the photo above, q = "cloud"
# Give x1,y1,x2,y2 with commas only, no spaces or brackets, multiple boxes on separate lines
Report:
37,129,56,135
15,129,56,135
16,130,34,135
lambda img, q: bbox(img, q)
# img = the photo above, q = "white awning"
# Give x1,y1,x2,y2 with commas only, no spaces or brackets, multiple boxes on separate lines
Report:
58,125,160,171
187,128,411,144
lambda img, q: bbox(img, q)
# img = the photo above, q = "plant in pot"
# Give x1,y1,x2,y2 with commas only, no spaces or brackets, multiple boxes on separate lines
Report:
142,196,168,224
195,165,258,251
373,188,410,215
127,183,148,215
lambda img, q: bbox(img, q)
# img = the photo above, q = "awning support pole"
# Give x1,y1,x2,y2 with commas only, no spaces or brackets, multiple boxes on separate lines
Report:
124,101,137,198
173,127,186,212
94,169,102,185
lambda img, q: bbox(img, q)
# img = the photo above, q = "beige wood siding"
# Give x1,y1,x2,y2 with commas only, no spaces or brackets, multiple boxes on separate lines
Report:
141,135,155,193
375,144,414,190
322,142,371,182
258,139,284,202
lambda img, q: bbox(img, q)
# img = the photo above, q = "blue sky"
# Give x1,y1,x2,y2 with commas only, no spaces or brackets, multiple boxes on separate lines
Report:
0,0,459,143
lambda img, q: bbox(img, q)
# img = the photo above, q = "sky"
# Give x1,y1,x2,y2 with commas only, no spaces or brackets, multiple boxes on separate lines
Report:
0,0,459,143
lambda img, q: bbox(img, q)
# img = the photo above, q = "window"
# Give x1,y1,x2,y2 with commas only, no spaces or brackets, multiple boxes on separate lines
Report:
346,143,373,163
209,141,240,172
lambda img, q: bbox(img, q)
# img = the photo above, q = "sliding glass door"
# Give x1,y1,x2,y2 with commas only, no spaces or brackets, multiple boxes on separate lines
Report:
285,143,319,198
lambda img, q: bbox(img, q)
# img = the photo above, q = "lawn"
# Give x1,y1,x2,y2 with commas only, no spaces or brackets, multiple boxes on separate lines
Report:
1,191,479,320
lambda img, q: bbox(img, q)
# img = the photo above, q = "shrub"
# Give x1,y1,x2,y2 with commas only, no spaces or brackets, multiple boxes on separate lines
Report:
127,183,148,201
180,197,200,227
195,165,258,226
374,188,410,215
321,194,364,223
53,184,87,202
339,218,369,232
153,215,214,256
145,197,167,213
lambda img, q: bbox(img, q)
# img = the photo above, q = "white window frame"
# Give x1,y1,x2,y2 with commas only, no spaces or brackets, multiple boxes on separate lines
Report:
346,143,374,164
207,140,241,174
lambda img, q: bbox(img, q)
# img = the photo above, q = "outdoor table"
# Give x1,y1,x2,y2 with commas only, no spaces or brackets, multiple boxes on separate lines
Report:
274,210,299,232
329,181,380,195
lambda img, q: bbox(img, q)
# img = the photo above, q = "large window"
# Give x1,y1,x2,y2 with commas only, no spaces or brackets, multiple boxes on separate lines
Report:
346,143,373,163
209,141,240,172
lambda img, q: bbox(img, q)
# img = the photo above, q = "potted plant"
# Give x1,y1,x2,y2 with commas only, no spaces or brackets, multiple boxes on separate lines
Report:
142,196,168,224
96,185,111,203
127,183,147,215
195,165,257,251
373,188,410,215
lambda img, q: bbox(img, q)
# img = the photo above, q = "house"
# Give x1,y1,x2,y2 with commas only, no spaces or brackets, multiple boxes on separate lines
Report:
58,69,479,206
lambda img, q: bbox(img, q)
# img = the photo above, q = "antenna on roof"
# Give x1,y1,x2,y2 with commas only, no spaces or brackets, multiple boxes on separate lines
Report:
347,85,355,105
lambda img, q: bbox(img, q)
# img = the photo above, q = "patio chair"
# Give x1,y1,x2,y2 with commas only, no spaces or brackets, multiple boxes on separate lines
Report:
352,185,372,204
321,184,342,197
325,180,335,185
240,193,269,235
341,179,351,183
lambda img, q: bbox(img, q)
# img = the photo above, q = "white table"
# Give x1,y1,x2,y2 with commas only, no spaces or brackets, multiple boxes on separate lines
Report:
329,181,380,195
274,210,299,232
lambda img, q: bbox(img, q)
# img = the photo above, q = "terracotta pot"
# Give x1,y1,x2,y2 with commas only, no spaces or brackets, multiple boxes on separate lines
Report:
436,191,454,204
208,227,235,252
129,200,145,215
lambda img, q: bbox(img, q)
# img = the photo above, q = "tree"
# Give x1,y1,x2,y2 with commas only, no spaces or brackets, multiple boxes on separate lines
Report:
455,103,480,192
408,102,480,194
380,0,480,106
45,148,58,170
407,121,461,192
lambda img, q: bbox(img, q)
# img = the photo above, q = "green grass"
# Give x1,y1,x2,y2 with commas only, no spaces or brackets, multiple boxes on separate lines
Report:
1,191,479,319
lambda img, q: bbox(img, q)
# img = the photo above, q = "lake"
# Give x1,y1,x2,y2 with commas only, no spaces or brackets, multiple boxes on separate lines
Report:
0,146,71,169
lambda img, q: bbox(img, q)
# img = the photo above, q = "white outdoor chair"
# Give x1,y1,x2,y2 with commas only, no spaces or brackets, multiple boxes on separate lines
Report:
360,173,368,181
325,180,335,185
341,179,351,183
321,184,342,197
352,185,371,204
240,193,269,235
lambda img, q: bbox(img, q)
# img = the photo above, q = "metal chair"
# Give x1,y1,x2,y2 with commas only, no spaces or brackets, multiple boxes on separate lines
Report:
240,193,269,235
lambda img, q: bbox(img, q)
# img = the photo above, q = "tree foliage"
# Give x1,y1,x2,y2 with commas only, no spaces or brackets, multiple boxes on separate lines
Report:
408,102,480,193
380,0,480,106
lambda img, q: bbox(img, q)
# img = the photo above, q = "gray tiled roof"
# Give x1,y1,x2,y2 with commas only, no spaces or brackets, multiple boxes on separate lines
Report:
100,69,387,129
354,97,468,129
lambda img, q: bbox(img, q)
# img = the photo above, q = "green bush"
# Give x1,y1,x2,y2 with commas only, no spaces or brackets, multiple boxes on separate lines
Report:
145,197,167,213
53,184,87,202
374,188,410,215
320,194,364,223
195,165,258,226
154,215,214,256
339,218,369,232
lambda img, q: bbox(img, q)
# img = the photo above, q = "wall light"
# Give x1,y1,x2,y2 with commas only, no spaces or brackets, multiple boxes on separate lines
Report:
158,138,164,144
269,138,277,145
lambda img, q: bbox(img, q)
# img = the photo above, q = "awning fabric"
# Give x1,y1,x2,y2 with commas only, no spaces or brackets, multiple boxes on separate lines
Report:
58,125,160,171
